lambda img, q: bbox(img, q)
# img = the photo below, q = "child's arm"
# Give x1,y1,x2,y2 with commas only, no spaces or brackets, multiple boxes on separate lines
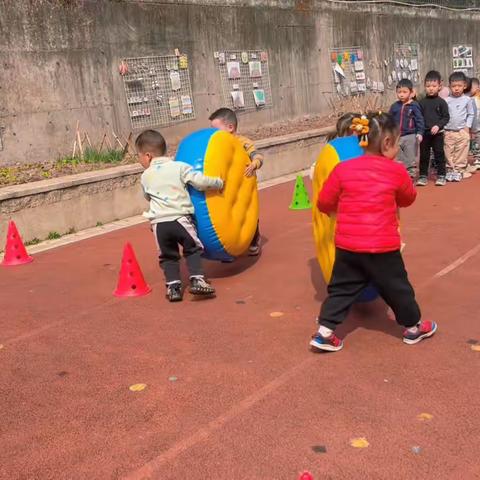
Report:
317,169,341,215
466,98,475,131
437,99,450,131
181,164,223,191
140,176,151,201
396,168,417,208
243,139,264,177
412,103,425,141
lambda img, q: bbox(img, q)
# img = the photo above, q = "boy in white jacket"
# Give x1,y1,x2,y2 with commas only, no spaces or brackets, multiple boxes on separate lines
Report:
136,130,223,302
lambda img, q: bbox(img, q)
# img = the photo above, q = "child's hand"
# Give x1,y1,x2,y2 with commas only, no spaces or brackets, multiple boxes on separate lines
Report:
416,134,423,143
431,125,440,135
245,159,260,177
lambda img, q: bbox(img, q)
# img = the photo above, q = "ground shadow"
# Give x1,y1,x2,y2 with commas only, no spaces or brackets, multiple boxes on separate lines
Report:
337,299,401,340
308,257,401,340
204,235,269,279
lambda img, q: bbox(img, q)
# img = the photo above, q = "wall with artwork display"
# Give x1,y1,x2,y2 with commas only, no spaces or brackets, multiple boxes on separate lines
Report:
4,1,480,165
120,54,195,129
387,44,420,88
215,50,272,113
452,45,474,77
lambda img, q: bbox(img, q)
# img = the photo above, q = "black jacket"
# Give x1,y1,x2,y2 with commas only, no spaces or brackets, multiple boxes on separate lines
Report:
419,95,450,132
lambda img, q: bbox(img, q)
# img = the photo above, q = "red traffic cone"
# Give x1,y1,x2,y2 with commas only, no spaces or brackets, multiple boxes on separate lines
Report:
1,221,33,267
299,473,314,480
113,242,151,297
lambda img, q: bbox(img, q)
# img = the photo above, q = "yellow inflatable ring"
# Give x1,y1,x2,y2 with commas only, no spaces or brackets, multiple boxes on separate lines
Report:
312,136,378,302
175,128,259,261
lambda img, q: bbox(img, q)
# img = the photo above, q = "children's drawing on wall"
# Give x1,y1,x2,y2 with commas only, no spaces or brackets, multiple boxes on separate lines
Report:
249,61,262,78
330,47,367,97
452,45,474,77
231,90,245,109
215,49,272,113
384,43,420,89
227,61,241,79
253,89,266,106
181,95,193,114
121,54,196,128
170,71,181,91
169,96,181,118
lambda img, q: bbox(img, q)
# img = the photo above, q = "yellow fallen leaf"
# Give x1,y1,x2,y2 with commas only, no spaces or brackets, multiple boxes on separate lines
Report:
471,345,480,352
417,413,433,421
350,437,369,448
129,383,147,392
0,344,4,350
270,311,284,318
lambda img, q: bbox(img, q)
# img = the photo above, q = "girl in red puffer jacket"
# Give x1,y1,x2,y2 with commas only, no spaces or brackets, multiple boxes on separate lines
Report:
310,112,437,352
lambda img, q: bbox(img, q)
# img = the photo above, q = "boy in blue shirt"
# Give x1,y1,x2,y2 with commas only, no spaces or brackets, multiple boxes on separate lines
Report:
389,79,425,179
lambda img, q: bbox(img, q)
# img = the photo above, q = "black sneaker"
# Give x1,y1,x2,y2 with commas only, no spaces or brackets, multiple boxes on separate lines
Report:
189,276,216,296
166,282,183,302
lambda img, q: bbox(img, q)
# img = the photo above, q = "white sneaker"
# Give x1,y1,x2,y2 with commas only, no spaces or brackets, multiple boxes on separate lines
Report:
446,171,454,182
453,172,463,181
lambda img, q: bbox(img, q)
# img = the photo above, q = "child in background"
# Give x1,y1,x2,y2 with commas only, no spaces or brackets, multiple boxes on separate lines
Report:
470,78,480,169
309,112,437,352
309,112,360,179
136,130,223,302
418,71,450,186
389,79,425,179
209,108,263,255
444,72,475,181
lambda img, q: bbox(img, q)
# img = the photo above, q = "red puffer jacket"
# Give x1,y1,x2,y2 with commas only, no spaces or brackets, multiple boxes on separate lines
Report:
317,154,416,253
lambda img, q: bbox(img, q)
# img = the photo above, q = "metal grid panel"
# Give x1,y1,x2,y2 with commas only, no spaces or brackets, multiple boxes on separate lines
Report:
330,46,374,96
452,44,475,77
216,50,272,113
121,55,195,130
391,43,420,87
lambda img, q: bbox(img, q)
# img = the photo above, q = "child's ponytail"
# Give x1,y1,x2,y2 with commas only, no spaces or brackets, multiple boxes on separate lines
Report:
349,111,399,154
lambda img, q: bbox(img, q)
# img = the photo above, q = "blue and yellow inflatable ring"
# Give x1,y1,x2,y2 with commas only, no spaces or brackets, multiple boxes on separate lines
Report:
175,128,259,262
312,136,378,302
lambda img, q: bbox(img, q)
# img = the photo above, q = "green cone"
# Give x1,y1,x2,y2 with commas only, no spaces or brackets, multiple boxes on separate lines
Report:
289,175,312,210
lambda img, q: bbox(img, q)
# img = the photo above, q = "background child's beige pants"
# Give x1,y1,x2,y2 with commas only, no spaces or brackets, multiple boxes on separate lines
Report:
444,130,470,172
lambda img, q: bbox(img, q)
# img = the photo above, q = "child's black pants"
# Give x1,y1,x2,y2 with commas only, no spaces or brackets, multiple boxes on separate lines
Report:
154,217,204,284
319,248,421,330
420,133,446,177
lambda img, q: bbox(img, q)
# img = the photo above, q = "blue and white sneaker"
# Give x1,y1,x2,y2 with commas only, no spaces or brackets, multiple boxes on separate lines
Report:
446,171,454,182
403,321,437,345
310,332,344,352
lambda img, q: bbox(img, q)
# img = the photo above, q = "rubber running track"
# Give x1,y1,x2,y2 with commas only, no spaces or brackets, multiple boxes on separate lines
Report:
1,177,479,480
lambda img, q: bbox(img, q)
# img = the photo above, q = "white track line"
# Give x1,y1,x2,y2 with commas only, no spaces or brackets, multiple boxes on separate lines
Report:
432,242,480,279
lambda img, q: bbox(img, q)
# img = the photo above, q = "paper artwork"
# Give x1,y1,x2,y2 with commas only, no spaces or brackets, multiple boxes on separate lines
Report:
169,97,180,118
249,61,262,78
253,89,266,106
181,95,193,114
170,71,181,91
227,61,241,79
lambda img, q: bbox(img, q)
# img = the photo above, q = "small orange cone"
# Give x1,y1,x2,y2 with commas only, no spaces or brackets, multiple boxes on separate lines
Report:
1,221,33,267
113,242,151,297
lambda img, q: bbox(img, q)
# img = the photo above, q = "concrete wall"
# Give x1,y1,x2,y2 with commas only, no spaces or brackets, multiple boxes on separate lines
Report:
0,127,331,243
1,1,480,167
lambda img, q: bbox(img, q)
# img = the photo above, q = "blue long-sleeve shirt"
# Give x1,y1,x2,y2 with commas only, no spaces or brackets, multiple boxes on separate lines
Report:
445,94,475,131
389,100,425,137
